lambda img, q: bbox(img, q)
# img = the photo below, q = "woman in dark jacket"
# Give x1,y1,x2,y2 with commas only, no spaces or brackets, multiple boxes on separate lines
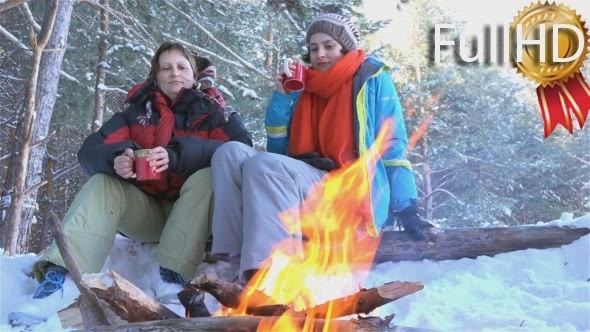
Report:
31,42,252,299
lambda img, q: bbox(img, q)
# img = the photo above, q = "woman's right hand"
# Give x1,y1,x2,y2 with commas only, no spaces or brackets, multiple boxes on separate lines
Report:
274,58,296,94
274,73,287,94
114,148,136,179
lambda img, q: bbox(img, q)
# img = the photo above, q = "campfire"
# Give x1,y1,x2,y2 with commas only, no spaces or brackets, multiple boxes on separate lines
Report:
195,119,424,330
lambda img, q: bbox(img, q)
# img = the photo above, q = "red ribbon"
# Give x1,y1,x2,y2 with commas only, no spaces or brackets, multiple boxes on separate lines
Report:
536,73,590,138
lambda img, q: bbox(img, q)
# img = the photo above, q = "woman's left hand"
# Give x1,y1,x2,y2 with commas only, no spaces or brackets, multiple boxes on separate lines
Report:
145,146,169,173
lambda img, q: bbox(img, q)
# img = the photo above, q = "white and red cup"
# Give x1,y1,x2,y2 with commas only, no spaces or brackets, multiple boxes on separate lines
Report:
282,58,305,92
134,149,162,181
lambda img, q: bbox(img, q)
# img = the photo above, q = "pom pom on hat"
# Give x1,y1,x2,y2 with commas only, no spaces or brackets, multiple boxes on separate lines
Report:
305,13,361,51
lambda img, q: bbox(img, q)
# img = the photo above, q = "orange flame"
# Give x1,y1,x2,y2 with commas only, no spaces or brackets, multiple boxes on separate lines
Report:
227,120,393,331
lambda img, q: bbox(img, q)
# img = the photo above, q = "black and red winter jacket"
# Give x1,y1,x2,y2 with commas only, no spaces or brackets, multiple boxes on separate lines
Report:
77,81,252,201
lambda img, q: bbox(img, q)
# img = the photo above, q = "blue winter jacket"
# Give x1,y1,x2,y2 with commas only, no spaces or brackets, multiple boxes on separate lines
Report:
265,57,417,235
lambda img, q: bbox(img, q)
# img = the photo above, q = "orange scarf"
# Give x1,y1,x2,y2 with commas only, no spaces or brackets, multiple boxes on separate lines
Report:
290,50,365,167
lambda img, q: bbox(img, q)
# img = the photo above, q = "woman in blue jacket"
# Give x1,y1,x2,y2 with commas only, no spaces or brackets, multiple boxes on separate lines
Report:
210,13,433,282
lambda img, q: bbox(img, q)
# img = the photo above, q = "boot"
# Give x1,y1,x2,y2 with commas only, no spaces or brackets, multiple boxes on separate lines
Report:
159,266,187,287
32,264,67,299
397,200,434,241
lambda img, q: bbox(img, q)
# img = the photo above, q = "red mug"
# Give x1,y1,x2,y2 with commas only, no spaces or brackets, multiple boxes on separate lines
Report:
134,149,162,181
282,59,305,92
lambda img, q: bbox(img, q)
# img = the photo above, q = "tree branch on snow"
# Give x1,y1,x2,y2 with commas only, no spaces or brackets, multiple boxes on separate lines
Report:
0,154,12,162
233,30,272,46
58,70,87,86
1,23,94,93
431,202,448,214
22,180,48,197
221,78,262,100
0,25,29,50
45,149,69,162
20,2,41,31
407,150,423,159
51,212,113,327
426,188,464,205
29,130,56,149
160,33,245,69
53,162,80,182
429,167,453,175
0,0,25,13
435,172,459,190
58,69,124,95
45,150,80,181
161,0,270,80
79,0,157,49
112,0,159,48
97,84,127,94
452,149,509,168
0,117,17,129
567,152,590,166
0,73,26,82
279,5,305,34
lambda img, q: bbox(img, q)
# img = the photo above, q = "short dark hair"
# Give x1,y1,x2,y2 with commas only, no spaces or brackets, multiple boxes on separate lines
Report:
149,42,197,80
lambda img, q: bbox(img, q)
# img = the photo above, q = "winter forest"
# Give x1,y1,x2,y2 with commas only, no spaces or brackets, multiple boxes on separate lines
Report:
0,0,589,258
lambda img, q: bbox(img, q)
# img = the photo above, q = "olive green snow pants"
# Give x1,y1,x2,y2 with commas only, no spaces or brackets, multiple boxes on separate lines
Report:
32,168,212,282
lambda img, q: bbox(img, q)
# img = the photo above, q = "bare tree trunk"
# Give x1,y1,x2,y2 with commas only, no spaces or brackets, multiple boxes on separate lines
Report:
36,145,56,252
422,138,433,220
264,4,274,70
2,0,74,254
18,0,75,254
92,0,109,133
2,0,59,255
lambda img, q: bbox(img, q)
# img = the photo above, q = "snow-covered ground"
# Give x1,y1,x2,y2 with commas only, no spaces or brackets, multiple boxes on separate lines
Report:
1,213,588,331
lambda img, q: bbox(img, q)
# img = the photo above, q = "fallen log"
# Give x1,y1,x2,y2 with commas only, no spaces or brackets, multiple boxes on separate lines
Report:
374,225,589,263
80,269,180,322
51,212,112,328
62,270,182,329
81,314,435,332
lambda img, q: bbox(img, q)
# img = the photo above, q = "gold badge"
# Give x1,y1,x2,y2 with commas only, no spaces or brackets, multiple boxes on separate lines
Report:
511,2,590,137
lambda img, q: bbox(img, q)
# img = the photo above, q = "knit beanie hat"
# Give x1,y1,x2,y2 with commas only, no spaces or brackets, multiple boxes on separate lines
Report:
305,13,361,51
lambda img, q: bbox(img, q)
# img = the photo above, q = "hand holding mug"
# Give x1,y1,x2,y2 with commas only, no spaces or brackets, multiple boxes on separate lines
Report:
135,147,167,181
279,58,305,93
114,148,136,179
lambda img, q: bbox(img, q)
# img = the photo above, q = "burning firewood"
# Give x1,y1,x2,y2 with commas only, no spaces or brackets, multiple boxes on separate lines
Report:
189,273,423,318
189,273,276,309
303,281,424,319
67,269,427,332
